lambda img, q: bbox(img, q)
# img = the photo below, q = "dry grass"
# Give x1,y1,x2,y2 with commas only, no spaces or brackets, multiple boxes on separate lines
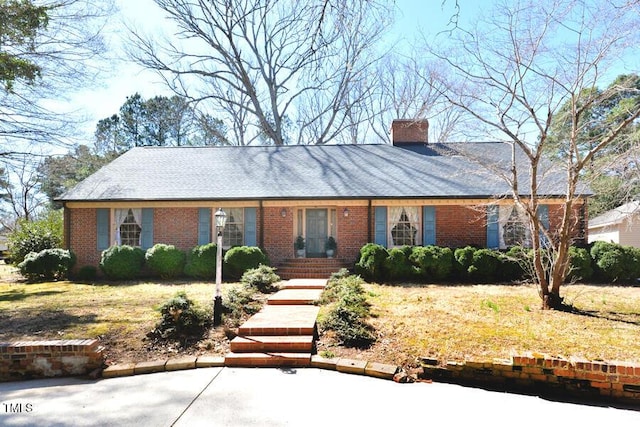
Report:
317,282,640,368
0,265,247,363
3,261,640,369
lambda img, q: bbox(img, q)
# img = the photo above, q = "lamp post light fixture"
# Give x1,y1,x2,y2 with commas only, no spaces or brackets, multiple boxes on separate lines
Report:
213,208,227,326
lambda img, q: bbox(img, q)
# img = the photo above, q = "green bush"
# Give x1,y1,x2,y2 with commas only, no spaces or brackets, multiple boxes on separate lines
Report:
224,285,263,326
468,249,502,283
240,264,280,293
223,246,269,280
145,244,186,279
384,246,415,282
76,265,98,282
500,246,529,281
568,246,593,282
454,246,476,280
184,243,218,280
590,241,640,282
319,275,375,348
409,245,453,282
18,248,75,282
355,243,388,282
8,210,63,265
147,291,209,344
99,245,145,280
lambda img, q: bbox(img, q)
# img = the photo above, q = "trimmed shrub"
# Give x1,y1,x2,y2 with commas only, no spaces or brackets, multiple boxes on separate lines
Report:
468,249,502,283
590,241,640,282
355,243,388,282
100,245,145,280
568,246,593,282
18,248,76,282
76,265,98,282
319,275,375,348
454,246,476,280
384,246,415,282
184,243,218,280
224,285,263,326
241,264,280,293
145,244,186,279
223,246,269,280
409,245,453,282
147,291,209,344
500,246,529,282
8,210,63,265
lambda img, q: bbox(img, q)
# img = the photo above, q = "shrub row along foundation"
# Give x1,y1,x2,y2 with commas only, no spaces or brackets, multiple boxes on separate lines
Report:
0,340,104,382
420,352,640,404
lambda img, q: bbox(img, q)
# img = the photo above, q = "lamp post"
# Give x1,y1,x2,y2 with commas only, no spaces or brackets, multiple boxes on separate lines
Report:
213,208,227,326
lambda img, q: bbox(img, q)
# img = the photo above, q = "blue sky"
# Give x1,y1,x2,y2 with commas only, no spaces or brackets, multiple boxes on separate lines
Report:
69,0,479,134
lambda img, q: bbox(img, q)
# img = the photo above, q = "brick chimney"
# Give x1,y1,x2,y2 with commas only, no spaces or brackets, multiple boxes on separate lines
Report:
390,119,429,145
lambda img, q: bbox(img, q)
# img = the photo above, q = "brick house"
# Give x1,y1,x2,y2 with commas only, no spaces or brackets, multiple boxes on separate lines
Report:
59,120,588,277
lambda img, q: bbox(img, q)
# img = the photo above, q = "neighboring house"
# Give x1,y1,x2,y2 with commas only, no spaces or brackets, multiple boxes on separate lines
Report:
58,120,589,273
588,201,640,247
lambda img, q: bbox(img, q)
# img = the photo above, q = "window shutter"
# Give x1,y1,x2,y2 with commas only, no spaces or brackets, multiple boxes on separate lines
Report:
374,206,387,246
244,207,257,246
537,204,550,247
422,206,436,246
198,208,211,245
140,208,154,250
486,205,499,249
96,208,110,251
538,205,549,230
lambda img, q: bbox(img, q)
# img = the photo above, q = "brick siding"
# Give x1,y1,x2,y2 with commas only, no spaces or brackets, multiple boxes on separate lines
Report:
68,208,100,268
66,202,586,270
435,205,487,248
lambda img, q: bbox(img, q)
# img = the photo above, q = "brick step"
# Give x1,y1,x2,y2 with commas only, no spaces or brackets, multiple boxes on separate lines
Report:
230,335,314,353
277,271,333,280
280,279,328,290
267,289,323,305
237,305,319,336
225,352,311,367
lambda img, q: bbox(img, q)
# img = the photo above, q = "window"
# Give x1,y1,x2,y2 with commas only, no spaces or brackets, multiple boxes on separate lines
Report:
389,207,421,246
222,208,244,247
503,207,526,247
115,208,142,246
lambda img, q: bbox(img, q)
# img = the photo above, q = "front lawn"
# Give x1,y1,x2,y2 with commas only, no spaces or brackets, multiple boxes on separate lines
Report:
2,262,639,368
317,282,640,368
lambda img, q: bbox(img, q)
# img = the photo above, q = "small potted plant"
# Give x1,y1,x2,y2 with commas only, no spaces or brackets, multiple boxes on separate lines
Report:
325,236,337,258
294,235,305,258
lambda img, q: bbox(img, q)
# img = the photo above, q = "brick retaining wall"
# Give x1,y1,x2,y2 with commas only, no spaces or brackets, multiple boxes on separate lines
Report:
0,340,104,382
420,352,640,404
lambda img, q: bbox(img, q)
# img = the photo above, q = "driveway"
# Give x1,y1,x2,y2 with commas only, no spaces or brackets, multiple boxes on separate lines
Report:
1,367,638,426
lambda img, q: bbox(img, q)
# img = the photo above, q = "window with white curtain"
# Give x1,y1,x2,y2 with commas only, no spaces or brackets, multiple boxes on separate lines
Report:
389,207,421,246
222,208,244,248
115,208,142,246
499,205,530,248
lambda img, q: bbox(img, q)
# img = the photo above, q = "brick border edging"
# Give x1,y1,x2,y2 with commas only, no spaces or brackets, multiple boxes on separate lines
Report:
420,352,640,404
0,340,104,382
101,355,400,381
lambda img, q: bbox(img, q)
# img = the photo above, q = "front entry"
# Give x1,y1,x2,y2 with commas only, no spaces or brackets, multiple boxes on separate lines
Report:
305,209,328,257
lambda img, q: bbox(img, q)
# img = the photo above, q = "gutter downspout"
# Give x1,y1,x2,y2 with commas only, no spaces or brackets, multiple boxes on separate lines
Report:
259,200,264,248
368,199,372,242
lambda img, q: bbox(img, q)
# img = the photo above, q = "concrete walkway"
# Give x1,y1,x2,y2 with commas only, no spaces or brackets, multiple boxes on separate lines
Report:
2,367,639,427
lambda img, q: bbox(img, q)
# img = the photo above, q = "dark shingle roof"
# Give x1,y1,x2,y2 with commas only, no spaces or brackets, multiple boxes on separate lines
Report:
59,143,575,202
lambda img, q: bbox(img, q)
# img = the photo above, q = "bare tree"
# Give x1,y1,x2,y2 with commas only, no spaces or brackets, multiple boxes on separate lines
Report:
0,0,114,156
427,0,640,309
0,155,46,225
127,0,391,145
